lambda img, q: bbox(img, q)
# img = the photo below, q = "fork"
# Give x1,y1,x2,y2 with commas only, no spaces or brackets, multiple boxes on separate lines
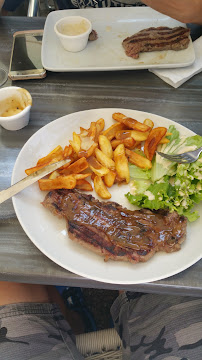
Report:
157,147,202,163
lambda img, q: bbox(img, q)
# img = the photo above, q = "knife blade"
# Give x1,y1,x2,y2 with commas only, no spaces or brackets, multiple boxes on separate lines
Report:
0,158,71,205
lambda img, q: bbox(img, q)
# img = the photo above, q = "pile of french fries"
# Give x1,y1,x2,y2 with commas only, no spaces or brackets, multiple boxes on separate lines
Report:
25,112,170,200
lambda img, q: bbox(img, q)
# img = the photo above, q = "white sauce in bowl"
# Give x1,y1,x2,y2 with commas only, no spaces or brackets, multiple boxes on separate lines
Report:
59,20,90,36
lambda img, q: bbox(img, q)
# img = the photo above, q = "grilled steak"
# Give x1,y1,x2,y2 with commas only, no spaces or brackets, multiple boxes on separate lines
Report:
88,29,98,41
42,189,187,263
122,26,190,59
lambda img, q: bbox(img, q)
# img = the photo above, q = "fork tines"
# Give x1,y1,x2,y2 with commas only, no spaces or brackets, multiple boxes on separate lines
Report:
157,152,190,163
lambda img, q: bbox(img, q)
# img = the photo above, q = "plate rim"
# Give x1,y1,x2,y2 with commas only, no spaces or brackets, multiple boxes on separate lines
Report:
41,8,195,72
12,108,202,284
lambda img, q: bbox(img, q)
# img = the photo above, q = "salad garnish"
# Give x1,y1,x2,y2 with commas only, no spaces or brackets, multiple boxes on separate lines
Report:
126,126,202,222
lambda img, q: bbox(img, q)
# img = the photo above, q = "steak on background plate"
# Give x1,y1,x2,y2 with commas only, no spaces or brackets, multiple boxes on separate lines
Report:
42,189,187,264
122,26,190,59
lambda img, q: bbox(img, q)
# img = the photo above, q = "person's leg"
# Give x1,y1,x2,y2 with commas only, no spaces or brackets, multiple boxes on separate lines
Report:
0,281,50,305
111,292,202,359
0,281,84,360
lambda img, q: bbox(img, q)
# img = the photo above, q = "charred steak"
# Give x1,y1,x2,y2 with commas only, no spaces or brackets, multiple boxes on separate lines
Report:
122,26,190,59
42,189,187,264
88,29,98,41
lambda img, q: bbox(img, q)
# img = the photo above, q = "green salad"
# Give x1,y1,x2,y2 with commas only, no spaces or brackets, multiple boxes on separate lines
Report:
126,126,202,222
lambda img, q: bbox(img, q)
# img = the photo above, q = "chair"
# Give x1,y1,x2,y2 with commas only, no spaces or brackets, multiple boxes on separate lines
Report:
27,0,57,16
27,0,38,16
76,328,122,359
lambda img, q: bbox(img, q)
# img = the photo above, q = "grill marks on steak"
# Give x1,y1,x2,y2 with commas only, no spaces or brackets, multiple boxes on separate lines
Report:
42,189,187,264
122,26,190,59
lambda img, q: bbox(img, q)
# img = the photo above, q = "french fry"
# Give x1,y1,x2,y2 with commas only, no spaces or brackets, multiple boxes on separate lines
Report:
143,118,154,129
82,167,93,175
73,173,92,180
115,130,132,140
80,127,88,136
38,175,76,191
94,118,105,142
111,139,126,149
125,149,152,169
87,122,97,140
95,118,105,133
95,148,115,170
98,135,113,159
122,138,137,149
69,132,81,154
115,130,149,142
131,131,150,141
79,124,97,150
159,131,172,144
88,156,109,176
49,171,60,179
63,145,73,158
94,176,111,199
144,127,167,161
28,113,170,196
115,174,125,184
59,160,73,171
102,123,126,141
59,157,88,175
112,113,150,132
25,162,50,176
78,142,98,159
159,137,170,144
76,179,93,191
111,138,137,150
96,118,105,130
113,144,130,184
59,145,74,170
103,170,116,188
91,172,96,181
37,145,63,166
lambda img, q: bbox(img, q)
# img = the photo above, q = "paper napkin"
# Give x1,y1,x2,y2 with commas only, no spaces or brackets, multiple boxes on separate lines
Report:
149,36,202,88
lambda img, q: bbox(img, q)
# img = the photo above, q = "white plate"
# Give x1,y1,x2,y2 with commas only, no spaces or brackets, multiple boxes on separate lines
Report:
12,109,202,285
42,8,195,72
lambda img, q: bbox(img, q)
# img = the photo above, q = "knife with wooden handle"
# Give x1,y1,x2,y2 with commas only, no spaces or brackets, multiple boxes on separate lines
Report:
0,158,71,205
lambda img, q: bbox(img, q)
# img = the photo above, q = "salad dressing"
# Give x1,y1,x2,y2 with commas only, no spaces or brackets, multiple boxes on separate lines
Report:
60,20,89,36
1,105,24,117
0,88,32,118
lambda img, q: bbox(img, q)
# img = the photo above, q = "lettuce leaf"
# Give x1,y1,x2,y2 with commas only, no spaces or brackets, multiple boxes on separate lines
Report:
126,154,202,222
129,164,151,180
151,127,202,183
126,177,174,211
126,176,201,222
130,179,151,195
185,135,202,148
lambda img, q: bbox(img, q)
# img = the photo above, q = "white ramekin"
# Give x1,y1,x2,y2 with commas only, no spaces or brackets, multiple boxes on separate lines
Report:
54,16,92,52
0,87,32,131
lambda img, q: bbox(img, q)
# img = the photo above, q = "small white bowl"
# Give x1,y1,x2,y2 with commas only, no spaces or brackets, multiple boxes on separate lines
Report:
54,16,92,52
0,87,32,131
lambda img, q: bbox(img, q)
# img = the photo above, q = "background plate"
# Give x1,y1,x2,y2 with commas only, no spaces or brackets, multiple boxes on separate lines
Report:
12,109,202,284
42,8,195,72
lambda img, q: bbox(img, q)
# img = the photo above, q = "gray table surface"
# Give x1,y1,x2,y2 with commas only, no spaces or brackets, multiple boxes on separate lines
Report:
0,16,202,296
